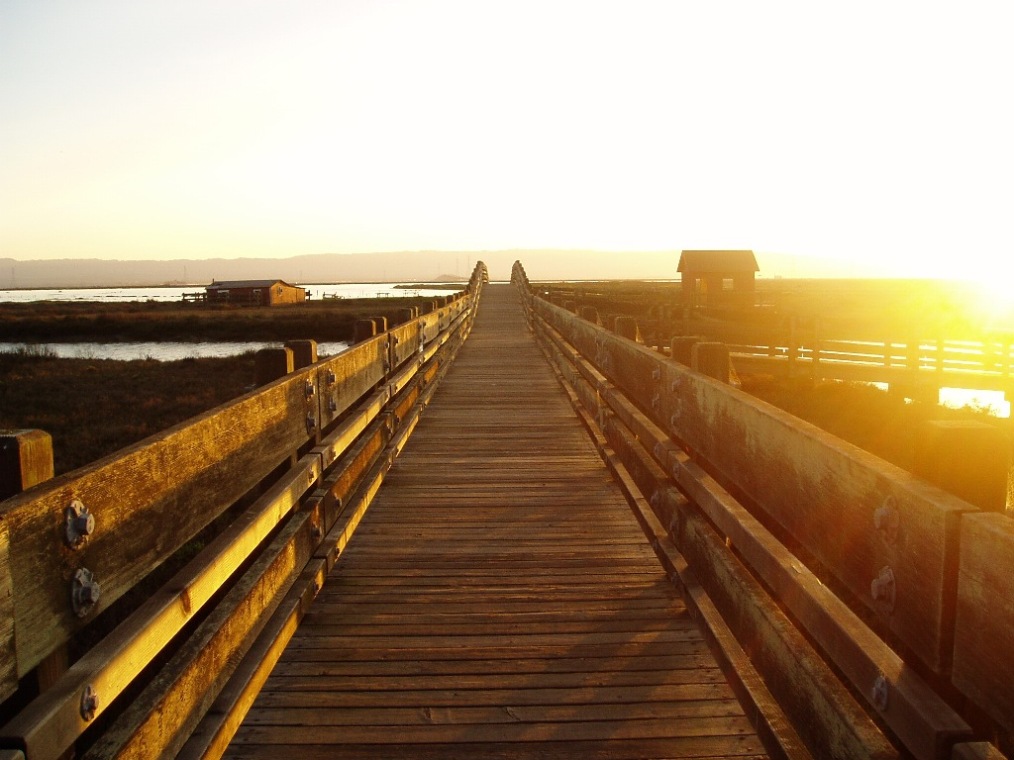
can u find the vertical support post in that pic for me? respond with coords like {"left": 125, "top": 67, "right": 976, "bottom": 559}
{"left": 254, "top": 347, "right": 294, "bottom": 386}
{"left": 353, "top": 319, "right": 377, "bottom": 344}
{"left": 0, "top": 429, "right": 54, "bottom": 500}
{"left": 614, "top": 317, "right": 640, "bottom": 342}
{"left": 812, "top": 318, "right": 822, "bottom": 377}
{"left": 907, "top": 335, "right": 920, "bottom": 374}
{"left": 579, "top": 306, "right": 600, "bottom": 325}
{"left": 670, "top": 336, "right": 703, "bottom": 367}
{"left": 788, "top": 317, "right": 798, "bottom": 377}
{"left": 371, "top": 316, "right": 388, "bottom": 334}
{"left": 692, "top": 342, "right": 731, "bottom": 383}
{"left": 0, "top": 431, "right": 64, "bottom": 714}
{"left": 284, "top": 340, "right": 318, "bottom": 370}
{"left": 914, "top": 421, "right": 1010, "bottom": 512}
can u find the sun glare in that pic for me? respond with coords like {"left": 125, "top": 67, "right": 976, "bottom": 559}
{"left": 963, "top": 277, "right": 1014, "bottom": 330}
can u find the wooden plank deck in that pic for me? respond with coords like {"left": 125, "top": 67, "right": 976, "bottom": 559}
{"left": 225, "top": 285, "right": 770, "bottom": 759}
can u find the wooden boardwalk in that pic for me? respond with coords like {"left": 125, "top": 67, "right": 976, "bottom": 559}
{"left": 225, "top": 285, "right": 769, "bottom": 759}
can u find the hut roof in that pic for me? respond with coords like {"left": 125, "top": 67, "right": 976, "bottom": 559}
{"left": 678, "top": 250, "right": 758, "bottom": 274}
{"left": 206, "top": 279, "right": 301, "bottom": 290}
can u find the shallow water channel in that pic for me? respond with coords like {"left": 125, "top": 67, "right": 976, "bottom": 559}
{"left": 0, "top": 340, "right": 351, "bottom": 361}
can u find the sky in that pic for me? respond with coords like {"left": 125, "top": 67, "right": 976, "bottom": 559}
{"left": 1, "top": 1, "right": 1012, "bottom": 280}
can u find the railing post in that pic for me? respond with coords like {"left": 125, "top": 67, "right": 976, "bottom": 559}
{"left": 670, "top": 336, "right": 703, "bottom": 367}
{"left": 812, "top": 318, "right": 822, "bottom": 376}
{"left": 0, "top": 430, "right": 70, "bottom": 744}
{"left": 254, "top": 347, "right": 294, "bottom": 386}
{"left": 284, "top": 340, "right": 318, "bottom": 370}
{"left": 692, "top": 342, "right": 731, "bottom": 383}
{"left": 614, "top": 317, "right": 640, "bottom": 342}
{"left": 914, "top": 421, "right": 1010, "bottom": 512}
{"left": 0, "top": 429, "right": 54, "bottom": 501}
{"left": 579, "top": 306, "right": 600, "bottom": 325}
{"left": 788, "top": 317, "right": 798, "bottom": 377}
{"left": 353, "top": 319, "right": 377, "bottom": 344}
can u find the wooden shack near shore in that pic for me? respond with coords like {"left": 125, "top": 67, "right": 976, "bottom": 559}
{"left": 202, "top": 279, "right": 306, "bottom": 306}
{"left": 678, "top": 250, "right": 759, "bottom": 309}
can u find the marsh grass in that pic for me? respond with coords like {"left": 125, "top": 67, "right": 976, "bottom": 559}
{"left": 0, "top": 351, "right": 255, "bottom": 474}
{"left": 0, "top": 296, "right": 434, "bottom": 343}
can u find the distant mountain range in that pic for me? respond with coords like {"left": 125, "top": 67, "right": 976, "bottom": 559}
{"left": 0, "top": 249, "right": 876, "bottom": 289}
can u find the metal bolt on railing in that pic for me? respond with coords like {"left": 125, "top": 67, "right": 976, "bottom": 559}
{"left": 65, "top": 499, "right": 95, "bottom": 549}
{"left": 72, "top": 568, "right": 101, "bottom": 618}
{"left": 871, "top": 674, "right": 890, "bottom": 712}
{"left": 80, "top": 684, "right": 99, "bottom": 722}
{"left": 870, "top": 566, "right": 896, "bottom": 612}
{"left": 304, "top": 380, "right": 315, "bottom": 399}
{"left": 874, "top": 496, "right": 900, "bottom": 545}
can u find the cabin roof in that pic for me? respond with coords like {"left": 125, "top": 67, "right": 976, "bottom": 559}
{"left": 206, "top": 279, "right": 301, "bottom": 290}
{"left": 678, "top": 250, "right": 758, "bottom": 274}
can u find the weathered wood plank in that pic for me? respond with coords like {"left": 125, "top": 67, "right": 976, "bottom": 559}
{"left": 314, "top": 337, "right": 386, "bottom": 429}
{"left": 2, "top": 455, "right": 323, "bottom": 760}
{"left": 226, "top": 285, "right": 771, "bottom": 759}
{"left": 543, "top": 330, "right": 973, "bottom": 760}
{"left": 534, "top": 297, "right": 975, "bottom": 674}
{"left": 80, "top": 508, "right": 320, "bottom": 760}
{"left": 952, "top": 514, "right": 1014, "bottom": 735}
{"left": 0, "top": 520, "right": 14, "bottom": 702}
{"left": 225, "top": 739, "right": 769, "bottom": 760}
{"left": 0, "top": 369, "right": 318, "bottom": 679}
{"left": 174, "top": 560, "right": 328, "bottom": 760}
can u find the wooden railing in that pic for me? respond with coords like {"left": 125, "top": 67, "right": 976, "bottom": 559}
{"left": 514, "top": 262, "right": 1012, "bottom": 760}
{"left": 0, "top": 262, "right": 488, "bottom": 760}
{"left": 683, "top": 317, "right": 1014, "bottom": 395}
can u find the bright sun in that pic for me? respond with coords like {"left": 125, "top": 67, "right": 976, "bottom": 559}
{"left": 957, "top": 274, "right": 1014, "bottom": 331}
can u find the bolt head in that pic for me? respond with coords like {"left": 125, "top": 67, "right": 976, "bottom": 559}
{"left": 81, "top": 685, "right": 99, "bottom": 721}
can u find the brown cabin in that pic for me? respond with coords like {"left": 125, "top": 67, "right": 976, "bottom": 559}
{"left": 205, "top": 279, "right": 306, "bottom": 306}
{"left": 678, "top": 250, "right": 759, "bottom": 309}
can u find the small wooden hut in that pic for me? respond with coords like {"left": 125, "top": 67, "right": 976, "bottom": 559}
{"left": 678, "top": 250, "right": 759, "bottom": 308}
{"left": 205, "top": 279, "right": 306, "bottom": 306}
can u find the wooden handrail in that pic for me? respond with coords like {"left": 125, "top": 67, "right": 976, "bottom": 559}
{"left": 0, "top": 263, "right": 487, "bottom": 759}
{"left": 512, "top": 260, "right": 1012, "bottom": 760}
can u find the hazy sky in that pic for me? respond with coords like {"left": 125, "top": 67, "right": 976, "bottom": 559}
{"left": 2, "top": 2, "right": 1011, "bottom": 279}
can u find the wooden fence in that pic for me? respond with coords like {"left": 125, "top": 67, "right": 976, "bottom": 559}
{"left": 689, "top": 317, "right": 1014, "bottom": 396}
{"left": 514, "top": 262, "right": 1011, "bottom": 760}
{"left": 0, "top": 263, "right": 488, "bottom": 760}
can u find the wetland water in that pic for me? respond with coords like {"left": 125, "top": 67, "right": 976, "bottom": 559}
{"left": 0, "top": 281, "right": 456, "bottom": 361}
{"left": 0, "top": 340, "right": 351, "bottom": 361}
{"left": 0, "top": 282, "right": 459, "bottom": 303}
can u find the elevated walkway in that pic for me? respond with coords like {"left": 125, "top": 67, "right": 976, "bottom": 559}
{"left": 226, "top": 285, "right": 769, "bottom": 758}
